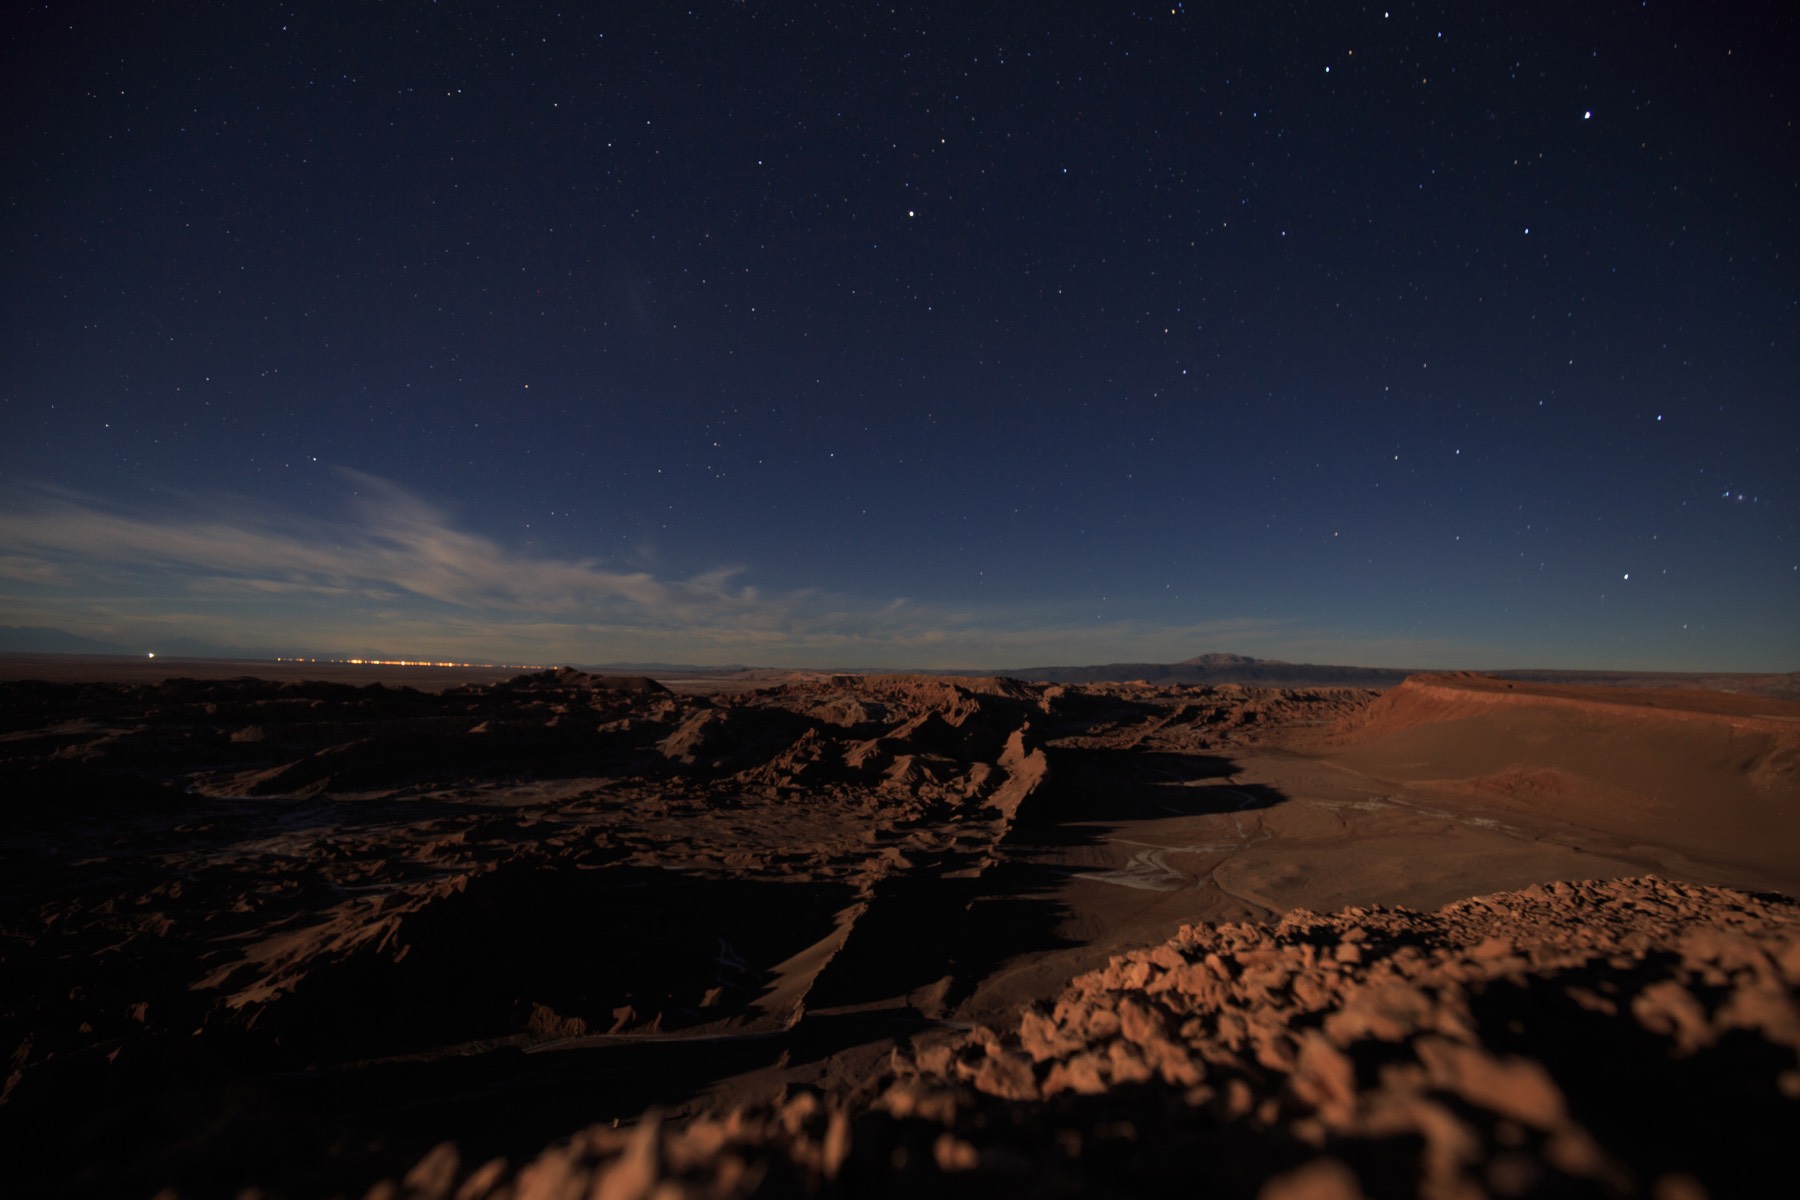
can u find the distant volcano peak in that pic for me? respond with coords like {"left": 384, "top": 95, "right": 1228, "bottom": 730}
{"left": 1175, "top": 652, "right": 1267, "bottom": 668}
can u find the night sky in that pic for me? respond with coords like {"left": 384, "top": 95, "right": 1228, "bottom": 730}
{"left": 4, "top": 3, "right": 1796, "bottom": 670}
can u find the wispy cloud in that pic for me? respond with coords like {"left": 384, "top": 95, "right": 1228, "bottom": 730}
{"left": 0, "top": 473, "right": 1460, "bottom": 667}
{"left": 1, "top": 473, "right": 672, "bottom": 614}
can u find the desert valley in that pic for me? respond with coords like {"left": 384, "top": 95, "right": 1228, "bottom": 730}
{"left": 2, "top": 656, "right": 1798, "bottom": 1199}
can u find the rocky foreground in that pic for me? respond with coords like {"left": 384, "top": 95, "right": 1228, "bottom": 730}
{"left": 366, "top": 876, "right": 1800, "bottom": 1200}
{"left": 2, "top": 669, "right": 1797, "bottom": 1197}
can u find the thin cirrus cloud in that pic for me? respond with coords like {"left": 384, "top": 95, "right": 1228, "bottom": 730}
{"left": 0, "top": 475, "right": 881, "bottom": 659}
{"left": 0, "top": 473, "right": 1332, "bottom": 665}
{"left": 0, "top": 474, "right": 757, "bottom": 649}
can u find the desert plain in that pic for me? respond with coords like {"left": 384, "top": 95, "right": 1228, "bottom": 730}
{"left": 2, "top": 656, "right": 1798, "bottom": 1198}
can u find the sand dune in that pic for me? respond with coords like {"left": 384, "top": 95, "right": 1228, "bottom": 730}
{"left": 1, "top": 668, "right": 1795, "bottom": 1197}
{"left": 1310, "top": 673, "right": 1800, "bottom": 896}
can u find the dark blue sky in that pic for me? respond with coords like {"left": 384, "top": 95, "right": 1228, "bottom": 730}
{"left": 4, "top": 2, "right": 1796, "bottom": 669}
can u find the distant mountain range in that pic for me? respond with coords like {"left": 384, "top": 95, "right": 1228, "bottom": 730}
{"left": 987, "top": 653, "right": 1800, "bottom": 699}
{"left": 0, "top": 626, "right": 288, "bottom": 660}
{"left": 990, "top": 652, "right": 1417, "bottom": 688}
{"left": 0, "top": 626, "right": 153, "bottom": 655}
{"left": 4, "top": 629, "right": 1794, "bottom": 698}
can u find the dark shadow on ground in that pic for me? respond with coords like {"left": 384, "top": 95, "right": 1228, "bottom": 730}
{"left": 1465, "top": 956, "right": 1800, "bottom": 1199}
{"left": 1017, "top": 746, "right": 1286, "bottom": 830}
{"left": 12, "top": 1031, "right": 799, "bottom": 1200}
{"left": 805, "top": 855, "right": 1081, "bottom": 1016}
{"left": 0, "top": 677, "right": 1321, "bottom": 1200}
{"left": 3, "top": 865, "right": 858, "bottom": 1199}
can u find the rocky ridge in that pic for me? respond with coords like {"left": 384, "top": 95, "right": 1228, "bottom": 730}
{"left": 5, "top": 670, "right": 1795, "bottom": 1198}
{"left": 372, "top": 877, "right": 1800, "bottom": 1200}
{"left": 2, "top": 669, "right": 1370, "bottom": 1197}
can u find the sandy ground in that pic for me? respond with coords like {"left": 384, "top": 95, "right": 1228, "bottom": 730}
{"left": 1, "top": 666, "right": 1796, "bottom": 1197}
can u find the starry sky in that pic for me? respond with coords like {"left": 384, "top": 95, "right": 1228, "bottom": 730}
{"left": 4, "top": 2, "right": 1796, "bottom": 671}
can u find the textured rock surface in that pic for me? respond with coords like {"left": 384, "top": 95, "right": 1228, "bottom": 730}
{"left": 372, "top": 877, "right": 1800, "bottom": 1200}
{"left": 5, "top": 670, "right": 1797, "bottom": 1197}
